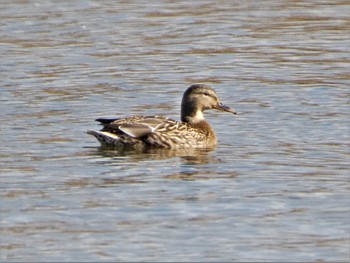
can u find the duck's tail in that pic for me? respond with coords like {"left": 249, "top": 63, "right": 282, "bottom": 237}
{"left": 87, "top": 130, "right": 120, "bottom": 147}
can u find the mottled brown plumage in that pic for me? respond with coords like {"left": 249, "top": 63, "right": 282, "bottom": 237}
{"left": 87, "top": 84, "right": 236, "bottom": 150}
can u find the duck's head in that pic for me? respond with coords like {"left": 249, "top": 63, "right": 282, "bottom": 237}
{"left": 181, "top": 84, "right": 236, "bottom": 123}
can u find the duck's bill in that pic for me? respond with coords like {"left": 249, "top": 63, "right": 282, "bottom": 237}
{"left": 215, "top": 103, "right": 237, "bottom": 114}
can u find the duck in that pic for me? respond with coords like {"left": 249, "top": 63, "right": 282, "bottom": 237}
{"left": 87, "top": 84, "right": 236, "bottom": 150}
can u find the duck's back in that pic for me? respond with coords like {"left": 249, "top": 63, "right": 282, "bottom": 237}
{"left": 87, "top": 115, "right": 216, "bottom": 149}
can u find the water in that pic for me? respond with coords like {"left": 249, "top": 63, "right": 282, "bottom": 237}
{"left": 1, "top": 0, "right": 349, "bottom": 261}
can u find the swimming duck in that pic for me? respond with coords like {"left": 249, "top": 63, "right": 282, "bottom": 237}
{"left": 87, "top": 84, "right": 236, "bottom": 150}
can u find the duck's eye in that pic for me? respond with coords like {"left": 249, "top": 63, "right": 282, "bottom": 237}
{"left": 203, "top": 92, "right": 210, "bottom": 96}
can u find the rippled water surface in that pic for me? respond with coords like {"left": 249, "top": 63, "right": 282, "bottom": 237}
{"left": 1, "top": 0, "right": 349, "bottom": 262}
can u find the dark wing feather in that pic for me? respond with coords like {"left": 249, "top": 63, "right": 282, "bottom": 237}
{"left": 95, "top": 118, "right": 120, "bottom": 124}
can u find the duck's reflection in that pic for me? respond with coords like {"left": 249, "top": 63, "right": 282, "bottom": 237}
{"left": 91, "top": 146, "right": 217, "bottom": 165}
{"left": 82, "top": 146, "right": 239, "bottom": 183}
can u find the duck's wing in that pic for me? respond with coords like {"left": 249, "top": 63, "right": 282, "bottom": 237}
{"left": 96, "top": 116, "right": 173, "bottom": 138}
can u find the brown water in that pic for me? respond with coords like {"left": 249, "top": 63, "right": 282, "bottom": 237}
{"left": 1, "top": 0, "right": 349, "bottom": 262}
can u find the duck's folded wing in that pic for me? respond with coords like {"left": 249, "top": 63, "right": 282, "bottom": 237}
{"left": 118, "top": 123, "right": 154, "bottom": 138}
{"left": 118, "top": 117, "right": 174, "bottom": 138}
{"left": 96, "top": 116, "right": 173, "bottom": 138}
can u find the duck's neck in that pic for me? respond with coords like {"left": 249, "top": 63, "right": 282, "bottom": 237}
{"left": 181, "top": 101, "right": 217, "bottom": 146}
{"left": 181, "top": 110, "right": 204, "bottom": 124}
{"left": 181, "top": 102, "right": 204, "bottom": 124}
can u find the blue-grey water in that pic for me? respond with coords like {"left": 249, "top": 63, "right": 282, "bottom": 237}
{"left": 1, "top": 0, "right": 349, "bottom": 262}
